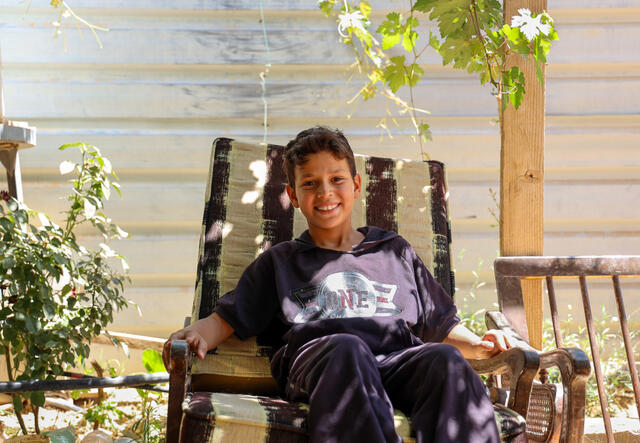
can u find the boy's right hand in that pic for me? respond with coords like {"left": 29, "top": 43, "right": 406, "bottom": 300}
{"left": 162, "top": 328, "right": 209, "bottom": 371}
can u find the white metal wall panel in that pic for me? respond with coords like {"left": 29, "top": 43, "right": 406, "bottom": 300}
{"left": 1, "top": 1, "right": 639, "bottom": 338}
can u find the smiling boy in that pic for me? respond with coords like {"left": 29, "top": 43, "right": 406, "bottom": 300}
{"left": 164, "top": 127, "right": 511, "bottom": 442}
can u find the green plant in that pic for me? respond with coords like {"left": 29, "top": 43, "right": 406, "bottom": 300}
{"left": 130, "top": 350, "right": 167, "bottom": 443}
{"left": 319, "top": 0, "right": 558, "bottom": 157}
{"left": 0, "top": 142, "right": 129, "bottom": 434}
{"left": 457, "top": 254, "right": 490, "bottom": 334}
{"left": 542, "top": 304, "right": 640, "bottom": 417}
{"left": 70, "top": 355, "right": 127, "bottom": 432}
{"left": 85, "top": 401, "right": 131, "bottom": 432}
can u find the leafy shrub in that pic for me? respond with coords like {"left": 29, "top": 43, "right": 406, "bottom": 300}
{"left": 0, "top": 143, "right": 129, "bottom": 433}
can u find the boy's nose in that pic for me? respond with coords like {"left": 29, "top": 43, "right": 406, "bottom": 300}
{"left": 316, "top": 181, "right": 332, "bottom": 196}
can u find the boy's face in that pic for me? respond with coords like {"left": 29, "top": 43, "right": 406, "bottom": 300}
{"left": 286, "top": 151, "right": 361, "bottom": 236}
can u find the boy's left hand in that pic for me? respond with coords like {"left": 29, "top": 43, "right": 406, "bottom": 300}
{"left": 476, "top": 329, "right": 513, "bottom": 358}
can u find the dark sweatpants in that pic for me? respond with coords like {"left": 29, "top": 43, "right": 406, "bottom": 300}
{"left": 279, "top": 333, "right": 500, "bottom": 443}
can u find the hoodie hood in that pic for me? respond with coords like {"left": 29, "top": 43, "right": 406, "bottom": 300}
{"left": 295, "top": 226, "right": 399, "bottom": 252}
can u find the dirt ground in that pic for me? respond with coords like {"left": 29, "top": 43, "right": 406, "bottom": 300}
{"left": 0, "top": 388, "right": 167, "bottom": 442}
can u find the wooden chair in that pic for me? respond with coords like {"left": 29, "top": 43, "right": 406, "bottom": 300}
{"left": 166, "top": 138, "right": 589, "bottom": 442}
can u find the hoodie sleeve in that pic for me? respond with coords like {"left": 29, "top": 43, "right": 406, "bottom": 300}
{"left": 405, "top": 242, "right": 459, "bottom": 343}
{"left": 214, "top": 250, "right": 279, "bottom": 340}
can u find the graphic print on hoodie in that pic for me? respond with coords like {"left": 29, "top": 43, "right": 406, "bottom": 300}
{"left": 292, "top": 271, "right": 402, "bottom": 323}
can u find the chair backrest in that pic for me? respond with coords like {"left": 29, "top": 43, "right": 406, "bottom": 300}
{"left": 189, "top": 138, "right": 455, "bottom": 391}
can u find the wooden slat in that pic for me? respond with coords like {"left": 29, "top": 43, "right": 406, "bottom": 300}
{"left": 0, "top": 0, "right": 417, "bottom": 11}
{"left": 3, "top": 0, "right": 639, "bottom": 11}
{"left": 13, "top": 164, "right": 640, "bottom": 184}
{"left": 2, "top": 181, "right": 638, "bottom": 233}
{"left": 5, "top": 77, "right": 640, "bottom": 119}
{"left": 2, "top": 12, "right": 640, "bottom": 65}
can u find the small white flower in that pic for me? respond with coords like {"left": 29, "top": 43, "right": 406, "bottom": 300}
{"left": 121, "top": 258, "right": 130, "bottom": 273}
{"left": 102, "top": 157, "right": 112, "bottom": 174}
{"left": 100, "top": 243, "right": 116, "bottom": 257}
{"left": 338, "top": 10, "right": 369, "bottom": 37}
{"left": 59, "top": 161, "right": 76, "bottom": 175}
{"left": 511, "top": 8, "right": 552, "bottom": 41}
{"left": 83, "top": 200, "right": 96, "bottom": 219}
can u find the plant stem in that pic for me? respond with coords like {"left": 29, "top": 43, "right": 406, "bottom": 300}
{"left": 3, "top": 346, "right": 13, "bottom": 382}
{"left": 34, "top": 405, "right": 40, "bottom": 434}
{"left": 4, "top": 347, "right": 28, "bottom": 435}
{"left": 407, "top": 0, "right": 425, "bottom": 159}
{"left": 62, "top": 151, "right": 85, "bottom": 240}
{"left": 469, "top": 0, "right": 499, "bottom": 89}
{"left": 13, "top": 399, "right": 28, "bottom": 435}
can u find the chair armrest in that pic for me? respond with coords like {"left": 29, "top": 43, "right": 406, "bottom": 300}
{"left": 167, "top": 339, "right": 192, "bottom": 443}
{"left": 468, "top": 346, "right": 539, "bottom": 417}
{"left": 538, "top": 347, "right": 591, "bottom": 443}
{"left": 486, "top": 310, "right": 591, "bottom": 380}
{"left": 485, "top": 310, "right": 536, "bottom": 351}
{"left": 539, "top": 347, "right": 591, "bottom": 377}
{"left": 484, "top": 310, "right": 591, "bottom": 441}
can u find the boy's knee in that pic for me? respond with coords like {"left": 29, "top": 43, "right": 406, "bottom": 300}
{"left": 433, "top": 343, "right": 465, "bottom": 361}
{"left": 324, "top": 333, "right": 375, "bottom": 362}
{"left": 417, "top": 343, "right": 469, "bottom": 374}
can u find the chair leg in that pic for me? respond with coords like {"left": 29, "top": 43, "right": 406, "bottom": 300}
{"left": 167, "top": 340, "right": 189, "bottom": 443}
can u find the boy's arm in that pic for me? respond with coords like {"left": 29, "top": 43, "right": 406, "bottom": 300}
{"left": 443, "top": 323, "right": 512, "bottom": 360}
{"left": 162, "top": 312, "right": 234, "bottom": 371}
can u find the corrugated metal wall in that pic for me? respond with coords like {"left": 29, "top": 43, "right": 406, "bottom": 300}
{"left": 2, "top": 0, "right": 639, "bottom": 338}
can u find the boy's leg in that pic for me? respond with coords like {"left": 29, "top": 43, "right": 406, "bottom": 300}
{"left": 380, "top": 342, "right": 500, "bottom": 443}
{"left": 283, "top": 333, "right": 401, "bottom": 443}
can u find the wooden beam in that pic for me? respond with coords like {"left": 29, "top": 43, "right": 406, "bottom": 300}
{"left": 94, "top": 331, "right": 165, "bottom": 352}
{"left": 500, "top": 0, "right": 547, "bottom": 349}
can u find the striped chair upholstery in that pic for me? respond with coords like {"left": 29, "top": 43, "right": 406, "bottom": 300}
{"left": 176, "top": 138, "right": 526, "bottom": 442}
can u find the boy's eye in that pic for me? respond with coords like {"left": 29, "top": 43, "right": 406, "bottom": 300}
{"left": 332, "top": 176, "right": 345, "bottom": 183}
{"left": 302, "top": 181, "right": 315, "bottom": 187}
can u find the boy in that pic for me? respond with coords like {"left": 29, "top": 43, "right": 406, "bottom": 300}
{"left": 163, "top": 127, "right": 512, "bottom": 442}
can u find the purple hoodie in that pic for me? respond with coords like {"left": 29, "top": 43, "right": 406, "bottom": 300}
{"left": 215, "top": 226, "right": 459, "bottom": 357}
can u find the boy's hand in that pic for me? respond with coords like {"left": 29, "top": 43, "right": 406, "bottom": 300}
{"left": 476, "top": 329, "right": 513, "bottom": 358}
{"left": 162, "top": 328, "right": 209, "bottom": 371}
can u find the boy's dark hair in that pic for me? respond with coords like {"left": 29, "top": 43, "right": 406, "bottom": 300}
{"left": 283, "top": 126, "right": 357, "bottom": 187}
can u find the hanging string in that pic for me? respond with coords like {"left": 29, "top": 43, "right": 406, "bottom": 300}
{"left": 258, "top": 0, "right": 271, "bottom": 145}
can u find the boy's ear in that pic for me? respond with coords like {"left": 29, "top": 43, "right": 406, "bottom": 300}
{"left": 286, "top": 184, "right": 299, "bottom": 208}
{"left": 353, "top": 173, "right": 362, "bottom": 198}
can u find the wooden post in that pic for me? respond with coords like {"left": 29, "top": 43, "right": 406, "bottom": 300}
{"left": 500, "top": 0, "right": 547, "bottom": 349}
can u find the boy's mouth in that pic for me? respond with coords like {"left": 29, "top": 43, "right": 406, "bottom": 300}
{"left": 315, "top": 203, "right": 340, "bottom": 212}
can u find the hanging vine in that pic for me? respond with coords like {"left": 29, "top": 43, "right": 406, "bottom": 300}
{"left": 258, "top": 0, "right": 272, "bottom": 145}
{"left": 319, "top": 0, "right": 558, "bottom": 158}
{"left": 35, "top": 0, "right": 109, "bottom": 51}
